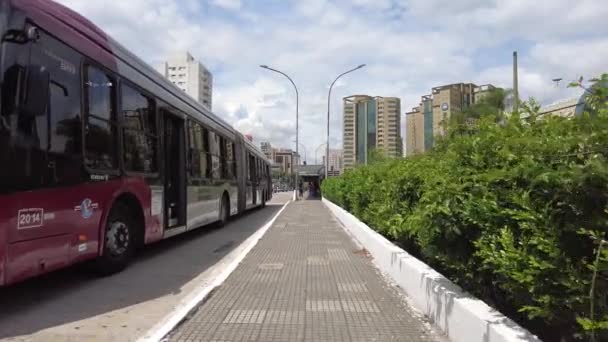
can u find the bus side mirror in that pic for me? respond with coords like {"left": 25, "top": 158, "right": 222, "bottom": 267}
{"left": 20, "top": 65, "right": 50, "bottom": 118}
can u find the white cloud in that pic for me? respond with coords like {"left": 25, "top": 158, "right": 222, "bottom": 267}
{"left": 211, "top": 0, "right": 241, "bottom": 10}
{"left": 54, "top": 0, "right": 607, "bottom": 161}
{"left": 529, "top": 39, "right": 608, "bottom": 81}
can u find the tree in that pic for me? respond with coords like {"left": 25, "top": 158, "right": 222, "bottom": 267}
{"left": 447, "top": 88, "right": 513, "bottom": 138}
{"left": 366, "top": 148, "right": 395, "bottom": 165}
{"left": 452, "top": 88, "right": 513, "bottom": 123}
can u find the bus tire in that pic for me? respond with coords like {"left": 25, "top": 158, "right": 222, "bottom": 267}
{"left": 95, "top": 202, "right": 137, "bottom": 275}
{"left": 261, "top": 191, "right": 266, "bottom": 208}
{"left": 219, "top": 194, "right": 230, "bottom": 227}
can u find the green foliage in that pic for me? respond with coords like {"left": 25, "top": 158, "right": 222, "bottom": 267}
{"left": 367, "top": 148, "right": 390, "bottom": 165}
{"left": 461, "top": 87, "right": 512, "bottom": 119}
{"left": 322, "top": 74, "right": 608, "bottom": 341}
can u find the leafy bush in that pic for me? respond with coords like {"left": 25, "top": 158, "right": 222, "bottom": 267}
{"left": 322, "top": 74, "right": 608, "bottom": 341}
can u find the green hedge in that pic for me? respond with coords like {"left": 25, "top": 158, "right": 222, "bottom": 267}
{"left": 322, "top": 75, "right": 608, "bottom": 341}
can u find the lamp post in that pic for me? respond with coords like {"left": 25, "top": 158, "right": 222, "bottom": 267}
{"left": 314, "top": 142, "right": 327, "bottom": 164}
{"left": 294, "top": 141, "right": 307, "bottom": 165}
{"left": 326, "top": 64, "right": 366, "bottom": 179}
{"left": 260, "top": 65, "right": 300, "bottom": 200}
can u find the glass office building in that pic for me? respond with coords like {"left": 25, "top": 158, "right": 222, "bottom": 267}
{"left": 343, "top": 95, "right": 401, "bottom": 170}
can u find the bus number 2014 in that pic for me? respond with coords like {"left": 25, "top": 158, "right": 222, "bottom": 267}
{"left": 17, "top": 209, "right": 44, "bottom": 229}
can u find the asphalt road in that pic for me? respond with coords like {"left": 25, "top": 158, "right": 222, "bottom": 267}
{"left": 0, "top": 192, "right": 292, "bottom": 342}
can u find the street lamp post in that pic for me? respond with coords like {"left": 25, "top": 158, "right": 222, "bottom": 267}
{"left": 260, "top": 65, "right": 300, "bottom": 200}
{"left": 326, "top": 64, "right": 366, "bottom": 179}
{"left": 314, "top": 142, "right": 327, "bottom": 164}
{"left": 295, "top": 141, "right": 307, "bottom": 165}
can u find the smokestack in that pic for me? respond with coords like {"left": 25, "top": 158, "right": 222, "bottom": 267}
{"left": 513, "top": 51, "right": 519, "bottom": 113}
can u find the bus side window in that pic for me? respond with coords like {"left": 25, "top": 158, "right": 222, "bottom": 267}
{"left": 121, "top": 83, "right": 157, "bottom": 173}
{"left": 248, "top": 154, "right": 254, "bottom": 182}
{"left": 208, "top": 131, "right": 221, "bottom": 180}
{"left": 226, "top": 140, "right": 236, "bottom": 180}
{"left": 219, "top": 136, "right": 226, "bottom": 179}
{"left": 255, "top": 158, "right": 259, "bottom": 183}
{"left": 84, "top": 65, "right": 118, "bottom": 171}
{"left": 187, "top": 121, "right": 203, "bottom": 179}
{"left": 202, "top": 127, "right": 211, "bottom": 178}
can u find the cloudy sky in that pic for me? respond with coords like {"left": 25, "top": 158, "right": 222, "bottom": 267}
{"left": 56, "top": 0, "right": 607, "bottom": 163}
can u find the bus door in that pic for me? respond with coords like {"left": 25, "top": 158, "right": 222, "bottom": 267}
{"left": 163, "top": 112, "right": 186, "bottom": 230}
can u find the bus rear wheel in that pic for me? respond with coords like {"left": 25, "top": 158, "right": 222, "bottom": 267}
{"left": 95, "top": 203, "right": 137, "bottom": 275}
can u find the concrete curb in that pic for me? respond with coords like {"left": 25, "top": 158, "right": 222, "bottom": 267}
{"left": 137, "top": 201, "right": 291, "bottom": 342}
{"left": 322, "top": 198, "right": 542, "bottom": 342}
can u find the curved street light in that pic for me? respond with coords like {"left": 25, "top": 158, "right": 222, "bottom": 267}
{"left": 260, "top": 65, "right": 300, "bottom": 199}
{"left": 314, "top": 142, "right": 327, "bottom": 164}
{"left": 326, "top": 64, "right": 366, "bottom": 179}
{"left": 294, "top": 141, "right": 307, "bottom": 164}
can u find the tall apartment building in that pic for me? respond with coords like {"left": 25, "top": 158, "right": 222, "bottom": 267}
{"left": 405, "top": 106, "right": 424, "bottom": 156}
{"left": 327, "top": 149, "right": 343, "bottom": 176}
{"left": 260, "top": 142, "right": 273, "bottom": 160}
{"left": 273, "top": 149, "right": 299, "bottom": 175}
{"left": 343, "top": 95, "right": 402, "bottom": 170}
{"left": 156, "top": 52, "right": 213, "bottom": 109}
{"left": 405, "top": 83, "right": 498, "bottom": 156}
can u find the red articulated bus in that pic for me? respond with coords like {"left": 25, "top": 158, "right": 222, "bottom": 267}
{"left": 0, "top": 0, "right": 273, "bottom": 286}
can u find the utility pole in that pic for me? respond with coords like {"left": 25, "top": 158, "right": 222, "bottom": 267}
{"left": 513, "top": 51, "right": 519, "bottom": 113}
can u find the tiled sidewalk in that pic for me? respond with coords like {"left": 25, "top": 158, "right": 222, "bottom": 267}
{"left": 168, "top": 200, "right": 438, "bottom": 342}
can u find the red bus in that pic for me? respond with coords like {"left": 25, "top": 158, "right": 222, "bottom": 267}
{"left": 0, "top": 0, "right": 273, "bottom": 286}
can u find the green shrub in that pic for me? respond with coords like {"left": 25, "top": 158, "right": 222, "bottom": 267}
{"left": 322, "top": 74, "right": 608, "bottom": 341}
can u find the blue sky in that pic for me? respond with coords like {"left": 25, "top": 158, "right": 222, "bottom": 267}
{"left": 57, "top": 0, "right": 608, "bottom": 162}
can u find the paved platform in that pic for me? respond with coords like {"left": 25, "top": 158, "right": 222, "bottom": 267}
{"left": 168, "top": 200, "right": 438, "bottom": 342}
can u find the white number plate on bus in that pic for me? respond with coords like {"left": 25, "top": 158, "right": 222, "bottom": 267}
{"left": 17, "top": 208, "right": 45, "bottom": 229}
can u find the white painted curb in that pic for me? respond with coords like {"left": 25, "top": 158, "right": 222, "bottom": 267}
{"left": 137, "top": 202, "right": 290, "bottom": 342}
{"left": 322, "top": 198, "right": 542, "bottom": 342}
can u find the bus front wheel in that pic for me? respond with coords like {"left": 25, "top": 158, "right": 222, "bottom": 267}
{"left": 95, "top": 203, "right": 137, "bottom": 275}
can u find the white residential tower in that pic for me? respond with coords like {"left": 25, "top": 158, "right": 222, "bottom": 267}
{"left": 156, "top": 52, "right": 213, "bottom": 110}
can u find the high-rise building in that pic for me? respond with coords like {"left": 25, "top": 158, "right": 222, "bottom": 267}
{"left": 260, "top": 142, "right": 273, "bottom": 160}
{"left": 343, "top": 95, "right": 402, "bottom": 170}
{"left": 405, "top": 106, "right": 424, "bottom": 156}
{"left": 156, "top": 52, "right": 213, "bottom": 109}
{"left": 327, "top": 149, "right": 343, "bottom": 176}
{"left": 406, "top": 83, "right": 498, "bottom": 156}
{"left": 273, "top": 148, "right": 299, "bottom": 175}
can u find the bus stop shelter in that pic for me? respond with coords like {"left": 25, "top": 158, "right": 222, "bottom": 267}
{"left": 298, "top": 164, "right": 325, "bottom": 197}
